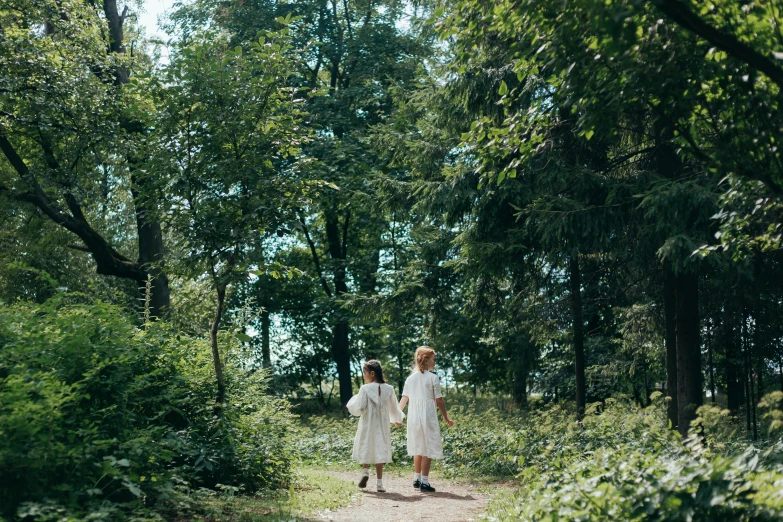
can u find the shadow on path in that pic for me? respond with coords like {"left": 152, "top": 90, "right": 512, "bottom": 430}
{"left": 321, "top": 472, "right": 487, "bottom": 521}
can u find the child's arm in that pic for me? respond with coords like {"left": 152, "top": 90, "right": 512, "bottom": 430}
{"left": 389, "top": 390, "right": 405, "bottom": 427}
{"left": 399, "top": 395, "right": 408, "bottom": 411}
{"left": 431, "top": 374, "right": 453, "bottom": 426}
{"left": 346, "top": 387, "right": 367, "bottom": 417}
{"left": 436, "top": 397, "right": 454, "bottom": 426}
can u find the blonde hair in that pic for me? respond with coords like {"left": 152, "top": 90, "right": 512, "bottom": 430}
{"left": 413, "top": 346, "right": 436, "bottom": 373}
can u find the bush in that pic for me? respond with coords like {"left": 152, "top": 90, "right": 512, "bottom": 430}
{"left": 0, "top": 296, "right": 294, "bottom": 520}
{"left": 487, "top": 398, "right": 783, "bottom": 521}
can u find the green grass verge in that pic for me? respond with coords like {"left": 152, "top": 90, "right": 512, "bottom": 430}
{"left": 174, "top": 468, "right": 357, "bottom": 521}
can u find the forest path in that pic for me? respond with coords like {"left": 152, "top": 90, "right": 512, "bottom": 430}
{"left": 314, "top": 471, "right": 489, "bottom": 522}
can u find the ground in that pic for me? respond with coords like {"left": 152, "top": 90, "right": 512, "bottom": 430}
{"left": 183, "top": 468, "right": 503, "bottom": 521}
{"left": 315, "top": 471, "right": 489, "bottom": 522}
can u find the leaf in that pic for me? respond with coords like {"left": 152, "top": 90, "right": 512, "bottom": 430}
{"left": 237, "top": 333, "right": 253, "bottom": 343}
{"left": 498, "top": 80, "right": 509, "bottom": 95}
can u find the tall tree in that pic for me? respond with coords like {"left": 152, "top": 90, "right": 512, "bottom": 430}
{"left": 175, "top": 0, "right": 435, "bottom": 404}
{"left": 155, "top": 26, "right": 309, "bottom": 402}
{"left": 0, "top": 0, "right": 171, "bottom": 316}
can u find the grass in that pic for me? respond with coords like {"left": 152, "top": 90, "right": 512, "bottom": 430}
{"left": 482, "top": 485, "right": 524, "bottom": 521}
{"left": 175, "top": 468, "right": 357, "bottom": 521}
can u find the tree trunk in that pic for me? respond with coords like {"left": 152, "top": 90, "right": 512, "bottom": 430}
{"left": 513, "top": 341, "right": 529, "bottom": 407}
{"left": 707, "top": 318, "right": 716, "bottom": 404}
{"left": 643, "top": 352, "right": 651, "bottom": 407}
{"left": 664, "top": 267, "right": 679, "bottom": 429}
{"left": 397, "top": 339, "right": 406, "bottom": 400}
{"left": 725, "top": 301, "right": 744, "bottom": 412}
{"left": 132, "top": 176, "right": 170, "bottom": 318}
{"left": 675, "top": 271, "right": 702, "bottom": 437}
{"left": 210, "top": 285, "right": 227, "bottom": 404}
{"left": 325, "top": 211, "right": 353, "bottom": 406}
{"left": 261, "top": 308, "right": 271, "bottom": 369}
{"left": 569, "top": 255, "right": 586, "bottom": 420}
{"left": 332, "top": 319, "right": 352, "bottom": 406}
{"left": 742, "top": 310, "right": 752, "bottom": 433}
{"left": 779, "top": 355, "right": 783, "bottom": 392}
{"left": 108, "top": 1, "right": 170, "bottom": 317}
{"left": 755, "top": 325, "right": 764, "bottom": 404}
{"left": 746, "top": 314, "right": 758, "bottom": 440}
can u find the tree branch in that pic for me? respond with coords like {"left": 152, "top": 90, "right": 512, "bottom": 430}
{"left": 38, "top": 132, "right": 89, "bottom": 223}
{"left": 298, "top": 211, "right": 333, "bottom": 298}
{"left": 0, "top": 132, "right": 143, "bottom": 279}
{"left": 654, "top": 0, "right": 783, "bottom": 90}
{"left": 341, "top": 209, "right": 351, "bottom": 259}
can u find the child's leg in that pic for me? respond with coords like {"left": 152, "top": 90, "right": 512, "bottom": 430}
{"left": 414, "top": 455, "right": 422, "bottom": 474}
{"left": 376, "top": 463, "right": 386, "bottom": 492}
{"left": 421, "top": 457, "right": 432, "bottom": 484}
{"left": 422, "top": 457, "right": 432, "bottom": 479}
{"left": 358, "top": 464, "right": 369, "bottom": 488}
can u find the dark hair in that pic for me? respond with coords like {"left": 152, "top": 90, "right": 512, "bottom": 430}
{"left": 363, "top": 360, "right": 385, "bottom": 384}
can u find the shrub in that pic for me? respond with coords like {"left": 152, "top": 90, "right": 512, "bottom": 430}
{"left": 487, "top": 398, "right": 783, "bottom": 521}
{"left": 0, "top": 296, "right": 294, "bottom": 519}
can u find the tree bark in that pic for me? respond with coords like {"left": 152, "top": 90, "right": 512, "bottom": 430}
{"left": 707, "top": 318, "right": 716, "bottom": 404}
{"left": 675, "top": 271, "right": 702, "bottom": 437}
{"left": 210, "top": 284, "right": 227, "bottom": 403}
{"left": 325, "top": 210, "right": 353, "bottom": 406}
{"left": 569, "top": 255, "right": 586, "bottom": 420}
{"left": 513, "top": 340, "right": 529, "bottom": 407}
{"left": 261, "top": 308, "right": 272, "bottom": 369}
{"left": 333, "top": 319, "right": 352, "bottom": 405}
{"left": 131, "top": 173, "right": 170, "bottom": 318}
{"left": 725, "top": 301, "right": 744, "bottom": 411}
{"left": 779, "top": 355, "right": 783, "bottom": 393}
{"left": 663, "top": 267, "right": 679, "bottom": 429}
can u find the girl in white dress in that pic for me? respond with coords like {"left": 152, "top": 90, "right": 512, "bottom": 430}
{"left": 399, "top": 346, "right": 454, "bottom": 493}
{"left": 347, "top": 360, "right": 404, "bottom": 492}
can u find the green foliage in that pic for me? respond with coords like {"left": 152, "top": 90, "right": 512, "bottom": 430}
{"left": 0, "top": 297, "right": 294, "bottom": 519}
{"left": 482, "top": 399, "right": 783, "bottom": 521}
{"left": 760, "top": 392, "right": 783, "bottom": 435}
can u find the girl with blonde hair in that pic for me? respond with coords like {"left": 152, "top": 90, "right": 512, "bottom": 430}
{"left": 399, "top": 346, "right": 454, "bottom": 492}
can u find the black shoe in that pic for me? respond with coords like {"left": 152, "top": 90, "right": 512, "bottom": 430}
{"left": 358, "top": 475, "right": 369, "bottom": 488}
{"left": 413, "top": 479, "right": 421, "bottom": 489}
{"left": 420, "top": 482, "right": 436, "bottom": 492}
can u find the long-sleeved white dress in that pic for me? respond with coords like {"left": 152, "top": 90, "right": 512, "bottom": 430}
{"left": 347, "top": 382, "right": 405, "bottom": 464}
{"left": 402, "top": 370, "right": 443, "bottom": 459}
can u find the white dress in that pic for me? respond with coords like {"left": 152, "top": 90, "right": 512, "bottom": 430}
{"left": 402, "top": 370, "right": 443, "bottom": 459}
{"left": 347, "top": 383, "right": 404, "bottom": 464}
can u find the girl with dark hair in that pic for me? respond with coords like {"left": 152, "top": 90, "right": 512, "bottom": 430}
{"left": 347, "top": 360, "right": 405, "bottom": 492}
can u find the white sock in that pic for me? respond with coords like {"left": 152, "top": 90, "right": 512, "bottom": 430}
{"left": 414, "top": 472, "right": 421, "bottom": 481}
{"left": 422, "top": 475, "right": 429, "bottom": 485}
{"left": 377, "top": 479, "right": 383, "bottom": 485}
{"left": 361, "top": 468, "right": 369, "bottom": 476}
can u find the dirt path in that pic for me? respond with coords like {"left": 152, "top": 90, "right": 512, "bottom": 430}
{"left": 315, "top": 471, "right": 488, "bottom": 522}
